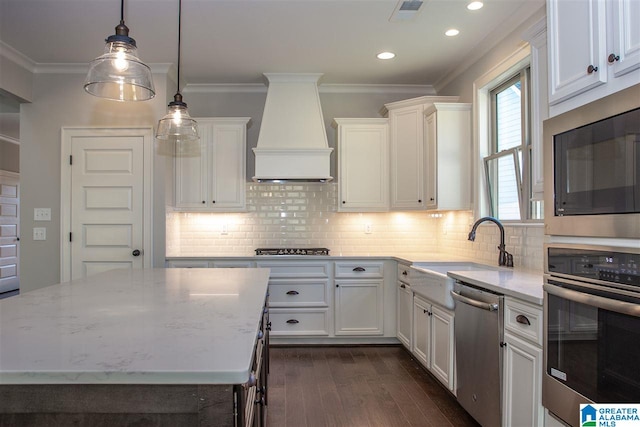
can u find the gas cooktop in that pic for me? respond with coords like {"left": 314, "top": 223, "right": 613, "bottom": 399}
{"left": 254, "top": 248, "right": 330, "bottom": 256}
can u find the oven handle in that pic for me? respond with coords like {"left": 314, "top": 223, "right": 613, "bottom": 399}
{"left": 544, "top": 282, "right": 640, "bottom": 317}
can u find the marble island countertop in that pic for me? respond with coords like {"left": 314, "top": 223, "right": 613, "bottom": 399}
{"left": 0, "top": 268, "right": 270, "bottom": 385}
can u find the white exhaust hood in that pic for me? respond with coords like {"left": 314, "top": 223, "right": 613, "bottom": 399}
{"left": 253, "top": 73, "right": 333, "bottom": 182}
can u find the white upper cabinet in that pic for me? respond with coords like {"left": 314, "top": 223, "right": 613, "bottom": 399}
{"left": 384, "top": 96, "right": 458, "bottom": 211}
{"left": 547, "top": 0, "right": 640, "bottom": 115}
{"left": 174, "top": 118, "right": 249, "bottom": 212}
{"left": 333, "top": 118, "right": 389, "bottom": 212}
{"left": 609, "top": 0, "right": 640, "bottom": 77}
{"left": 547, "top": 0, "right": 607, "bottom": 104}
{"left": 423, "top": 103, "right": 472, "bottom": 211}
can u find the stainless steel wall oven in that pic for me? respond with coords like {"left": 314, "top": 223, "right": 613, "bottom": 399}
{"left": 543, "top": 243, "right": 640, "bottom": 427}
{"left": 543, "top": 84, "right": 640, "bottom": 239}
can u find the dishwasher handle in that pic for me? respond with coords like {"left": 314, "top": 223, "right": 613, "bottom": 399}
{"left": 451, "top": 290, "right": 499, "bottom": 312}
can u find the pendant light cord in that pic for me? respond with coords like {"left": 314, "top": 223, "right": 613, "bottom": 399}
{"left": 120, "top": 0, "right": 125, "bottom": 23}
{"left": 177, "top": 0, "right": 182, "bottom": 94}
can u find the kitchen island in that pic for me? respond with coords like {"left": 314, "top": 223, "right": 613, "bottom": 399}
{"left": 0, "top": 268, "right": 270, "bottom": 426}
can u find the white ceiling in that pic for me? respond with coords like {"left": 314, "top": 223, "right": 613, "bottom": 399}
{"left": 0, "top": 0, "right": 544, "bottom": 87}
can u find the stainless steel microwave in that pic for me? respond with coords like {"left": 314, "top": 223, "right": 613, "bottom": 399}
{"left": 543, "top": 85, "right": 640, "bottom": 239}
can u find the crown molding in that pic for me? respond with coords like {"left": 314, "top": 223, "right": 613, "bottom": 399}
{"left": 434, "top": 2, "right": 545, "bottom": 93}
{"left": 184, "top": 82, "right": 436, "bottom": 95}
{"left": 0, "top": 41, "right": 36, "bottom": 72}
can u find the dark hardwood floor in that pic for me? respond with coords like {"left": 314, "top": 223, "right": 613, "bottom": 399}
{"left": 267, "top": 346, "right": 480, "bottom": 427}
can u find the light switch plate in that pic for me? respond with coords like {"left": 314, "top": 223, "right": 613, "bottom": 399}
{"left": 34, "top": 208, "right": 51, "bottom": 221}
{"left": 33, "top": 227, "right": 46, "bottom": 241}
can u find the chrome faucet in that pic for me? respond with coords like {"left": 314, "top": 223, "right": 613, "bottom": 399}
{"left": 468, "top": 216, "right": 514, "bottom": 267}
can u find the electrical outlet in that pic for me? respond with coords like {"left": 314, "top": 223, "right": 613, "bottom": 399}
{"left": 221, "top": 224, "right": 229, "bottom": 235}
{"left": 34, "top": 208, "right": 51, "bottom": 221}
{"left": 33, "top": 227, "right": 46, "bottom": 241}
{"left": 365, "top": 224, "right": 373, "bottom": 234}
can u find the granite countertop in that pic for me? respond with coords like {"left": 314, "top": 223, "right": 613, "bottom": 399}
{"left": 0, "top": 268, "right": 270, "bottom": 385}
{"left": 447, "top": 269, "right": 544, "bottom": 305}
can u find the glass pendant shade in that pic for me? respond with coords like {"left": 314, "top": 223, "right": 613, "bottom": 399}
{"left": 84, "top": 17, "right": 155, "bottom": 102}
{"left": 156, "top": 94, "right": 199, "bottom": 141}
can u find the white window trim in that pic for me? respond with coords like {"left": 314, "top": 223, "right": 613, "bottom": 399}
{"left": 472, "top": 44, "right": 531, "bottom": 221}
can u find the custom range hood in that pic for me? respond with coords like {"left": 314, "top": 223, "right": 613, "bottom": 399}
{"left": 253, "top": 73, "right": 333, "bottom": 182}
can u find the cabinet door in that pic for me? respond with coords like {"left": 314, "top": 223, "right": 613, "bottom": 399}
{"left": 610, "top": 0, "right": 640, "bottom": 77}
{"left": 423, "top": 112, "right": 437, "bottom": 209}
{"left": 335, "top": 279, "right": 383, "bottom": 335}
{"left": 503, "top": 332, "right": 544, "bottom": 427}
{"left": 390, "top": 105, "right": 424, "bottom": 210}
{"left": 396, "top": 282, "right": 412, "bottom": 348}
{"left": 430, "top": 305, "right": 455, "bottom": 392}
{"left": 336, "top": 119, "right": 389, "bottom": 212}
{"left": 174, "top": 127, "right": 208, "bottom": 209}
{"left": 209, "top": 122, "right": 246, "bottom": 210}
{"left": 412, "top": 297, "right": 431, "bottom": 368}
{"left": 547, "top": 0, "right": 607, "bottom": 104}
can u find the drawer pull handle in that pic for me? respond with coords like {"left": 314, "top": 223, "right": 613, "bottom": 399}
{"left": 286, "top": 290, "right": 300, "bottom": 295}
{"left": 400, "top": 284, "right": 406, "bottom": 289}
{"left": 402, "top": 270, "right": 408, "bottom": 276}
{"left": 286, "top": 319, "right": 299, "bottom": 324}
{"left": 516, "top": 314, "right": 531, "bottom": 325}
{"left": 353, "top": 267, "right": 366, "bottom": 272}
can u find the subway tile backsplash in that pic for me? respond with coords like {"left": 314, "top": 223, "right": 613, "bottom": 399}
{"left": 166, "top": 183, "right": 544, "bottom": 271}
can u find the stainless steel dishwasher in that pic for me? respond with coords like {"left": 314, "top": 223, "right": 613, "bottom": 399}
{"left": 451, "top": 281, "right": 504, "bottom": 427}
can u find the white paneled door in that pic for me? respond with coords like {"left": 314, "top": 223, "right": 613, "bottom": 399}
{"left": 61, "top": 128, "right": 153, "bottom": 282}
{"left": 0, "top": 171, "right": 19, "bottom": 293}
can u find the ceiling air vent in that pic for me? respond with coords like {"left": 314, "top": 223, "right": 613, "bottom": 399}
{"left": 390, "top": 0, "right": 424, "bottom": 21}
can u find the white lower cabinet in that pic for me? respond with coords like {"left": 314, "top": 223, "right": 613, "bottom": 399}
{"left": 334, "top": 279, "right": 383, "bottom": 335}
{"left": 412, "top": 295, "right": 455, "bottom": 393}
{"left": 502, "top": 297, "right": 544, "bottom": 427}
{"left": 334, "top": 261, "right": 384, "bottom": 336}
{"left": 397, "top": 280, "right": 413, "bottom": 349}
{"left": 256, "top": 261, "right": 332, "bottom": 337}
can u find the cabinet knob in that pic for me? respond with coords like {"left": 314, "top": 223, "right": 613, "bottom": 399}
{"left": 587, "top": 64, "right": 598, "bottom": 74}
{"left": 402, "top": 270, "right": 408, "bottom": 276}
{"left": 286, "top": 319, "right": 299, "bottom": 324}
{"left": 430, "top": 198, "right": 434, "bottom": 201}
{"left": 608, "top": 53, "right": 620, "bottom": 63}
{"left": 418, "top": 199, "right": 422, "bottom": 203}
{"left": 400, "top": 284, "right": 406, "bottom": 289}
{"left": 500, "top": 342, "right": 507, "bottom": 348}
{"left": 286, "top": 290, "right": 300, "bottom": 295}
{"left": 132, "top": 249, "right": 141, "bottom": 257}
{"left": 202, "top": 201, "right": 205, "bottom": 204}
{"left": 342, "top": 201, "right": 346, "bottom": 204}
{"left": 212, "top": 200, "right": 216, "bottom": 204}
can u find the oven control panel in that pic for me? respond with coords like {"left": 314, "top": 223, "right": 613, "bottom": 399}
{"left": 547, "top": 247, "right": 640, "bottom": 287}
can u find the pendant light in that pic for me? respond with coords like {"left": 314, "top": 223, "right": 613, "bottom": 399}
{"left": 156, "top": 0, "right": 199, "bottom": 142}
{"left": 84, "top": 0, "right": 155, "bottom": 101}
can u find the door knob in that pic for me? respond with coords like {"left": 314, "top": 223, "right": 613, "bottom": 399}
{"left": 132, "top": 249, "right": 141, "bottom": 257}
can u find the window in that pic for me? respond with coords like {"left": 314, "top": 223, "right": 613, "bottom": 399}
{"left": 483, "top": 67, "right": 542, "bottom": 221}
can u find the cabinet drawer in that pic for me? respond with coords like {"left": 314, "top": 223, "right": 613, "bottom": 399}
{"left": 397, "top": 264, "right": 412, "bottom": 281}
{"left": 166, "top": 260, "right": 210, "bottom": 268}
{"left": 268, "top": 309, "right": 329, "bottom": 336}
{"left": 256, "top": 262, "right": 330, "bottom": 279}
{"left": 268, "top": 280, "right": 329, "bottom": 307}
{"left": 335, "top": 261, "right": 384, "bottom": 278}
{"left": 504, "top": 298, "right": 543, "bottom": 346}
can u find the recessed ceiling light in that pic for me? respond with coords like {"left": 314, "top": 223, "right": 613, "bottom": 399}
{"left": 445, "top": 29, "right": 460, "bottom": 37}
{"left": 377, "top": 52, "right": 396, "bottom": 60}
{"left": 467, "top": 1, "right": 484, "bottom": 10}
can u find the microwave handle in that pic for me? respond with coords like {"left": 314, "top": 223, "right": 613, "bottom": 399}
{"left": 544, "top": 282, "right": 640, "bottom": 318}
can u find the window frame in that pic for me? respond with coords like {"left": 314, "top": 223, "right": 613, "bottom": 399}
{"left": 483, "top": 66, "right": 534, "bottom": 222}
